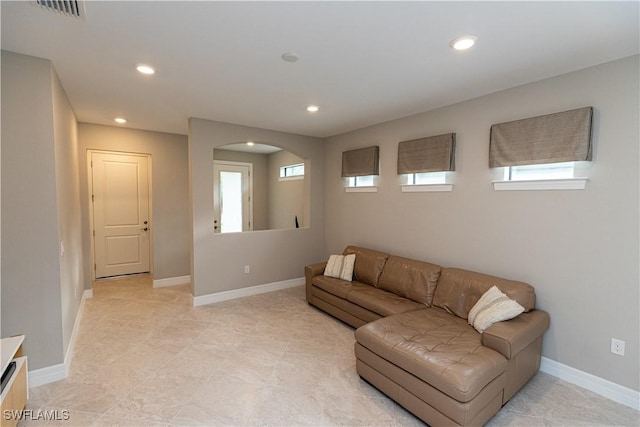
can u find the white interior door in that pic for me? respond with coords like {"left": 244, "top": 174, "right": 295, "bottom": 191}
{"left": 213, "top": 161, "right": 252, "bottom": 233}
{"left": 91, "top": 152, "right": 151, "bottom": 278}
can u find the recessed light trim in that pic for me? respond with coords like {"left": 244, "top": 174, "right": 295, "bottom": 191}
{"left": 306, "top": 105, "right": 319, "bottom": 113}
{"left": 114, "top": 117, "right": 127, "bottom": 124}
{"left": 136, "top": 64, "right": 155, "bottom": 75}
{"left": 450, "top": 35, "right": 478, "bottom": 51}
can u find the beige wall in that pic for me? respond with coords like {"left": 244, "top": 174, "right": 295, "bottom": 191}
{"left": 1, "top": 50, "right": 81, "bottom": 369}
{"left": 77, "top": 124, "right": 190, "bottom": 284}
{"left": 213, "top": 149, "right": 269, "bottom": 231}
{"left": 189, "top": 118, "right": 325, "bottom": 296}
{"left": 268, "top": 150, "right": 306, "bottom": 229}
{"left": 51, "top": 66, "right": 84, "bottom": 354}
{"left": 324, "top": 55, "right": 639, "bottom": 390}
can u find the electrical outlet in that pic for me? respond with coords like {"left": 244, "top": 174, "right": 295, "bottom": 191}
{"left": 611, "top": 338, "right": 625, "bottom": 356}
{"left": 244, "top": 265, "right": 250, "bottom": 274}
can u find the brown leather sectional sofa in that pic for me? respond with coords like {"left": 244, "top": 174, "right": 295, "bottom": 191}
{"left": 305, "top": 246, "right": 550, "bottom": 426}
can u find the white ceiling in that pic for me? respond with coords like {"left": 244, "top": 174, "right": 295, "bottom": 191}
{"left": 2, "top": 1, "right": 638, "bottom": 138}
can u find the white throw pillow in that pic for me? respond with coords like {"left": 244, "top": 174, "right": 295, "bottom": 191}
{"left": 468, "top": 285, "right": 525, "bottom": 333}
{"left": 324, "top": 254, "right": 356, "bottom": 281}
{"left": 340, "top": 254, "right": 356, "bottom": 281}
{"left": 468, "top": 286, "right": 503, "bottom": 325}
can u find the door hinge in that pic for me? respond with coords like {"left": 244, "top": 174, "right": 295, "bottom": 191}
{"left": 94, "top": 264, "right": 96, "bottom": 271}
{"left": 93, "top": 230, "right": 95, "bottom": 236}
{"left": 92, "top": 194, "right": 94, "bottom": 202}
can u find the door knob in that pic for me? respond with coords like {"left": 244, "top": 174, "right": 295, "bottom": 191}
{"left": 141, "top": 227, "right": 148, "bottom": 231}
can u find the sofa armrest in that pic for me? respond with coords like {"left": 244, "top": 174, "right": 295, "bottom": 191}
{"left": 482, "top": 310, "right": 550, "bottom": 359}
{"left": 305, "top": 262, "right": 327, "bottom": 284}
{"left": 305, "top": 262, "right": 327, "bottom": 303}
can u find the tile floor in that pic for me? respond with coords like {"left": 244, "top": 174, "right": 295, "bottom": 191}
{"left": 20, "top": 275, "right": 639, "bottom": 426}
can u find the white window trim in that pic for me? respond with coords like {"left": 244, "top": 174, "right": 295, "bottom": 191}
{"left": 493, "top": 177, "right": 588, "bottom": 191}
{"left": 279, "top": 175, "right": 304, "bottom": 182}
{"left": 401, "top": 184, "right": 453, "bottom": 193}
{"left": 345, "top": 186, "right": 378, "bottom": 193}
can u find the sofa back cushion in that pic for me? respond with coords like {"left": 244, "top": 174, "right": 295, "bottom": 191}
{"left": 377, "top": 256, "right": 442, "bottom": 306}
{"left": 432, "top": 268, "right": 536, "bottom": 319}
{"left": 343, "top": 246, "right": 390, "bottom": 287}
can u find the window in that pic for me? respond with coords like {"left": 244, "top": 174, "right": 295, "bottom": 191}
{"left": 489, "top": 107, "right": 592, "bottom": 191}
{"left": 493, "top": 161, "right": 588, "bottom": 191}
{"left": 342, "top": 146, "right": 379, "bottom": 192}
{"left": 401, "top": 172, "right": 453, "bottom": 192}
{"left": 489, "top": 107, "right": 593, "bottom": 168}
{"left": 405, "top": 172, "right": 448, "bottom": 185}
{"left": 346, "top": 175, "right": 376, "bottom": 187}
{"left": 397, "top": 133, "right": 455, "bottom": 192}
{"left": 345, "top": 175, "right": 378, "bottom": 192}
{"left": 503, "top": 161, "right": 574, "bottom": 181}
{"left": 279, "top": 163, "right": 304, "bottom": 181}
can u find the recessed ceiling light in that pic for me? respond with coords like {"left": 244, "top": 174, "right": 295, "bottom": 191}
{"left": 247, "top": 141, "right": 255, "bottom": 146}
{"left": 281, "top": 53, "right": 299, "bottom": 63}
{"left": 114, "top": 117, "right": 127, "bottom": 124}
{"left": 306, "top": 105, "right": 319, "bottom": 113}
{"left": 136, "top": 64, "right": 155, "bottom": 75}
{"left": 450, "top": 35, "right": 478, "bottom": 51}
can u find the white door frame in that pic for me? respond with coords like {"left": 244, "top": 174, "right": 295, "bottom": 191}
{"left": 87, "top": 150, "right": 154, "bottom": 281}
{"left": 213, "top": 160, "right": 253, "bottom": 233}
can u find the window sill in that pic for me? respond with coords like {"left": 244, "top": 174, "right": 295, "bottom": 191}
{"left": 401, "top": 184, "right": 453, "bottom": 193}
{"left": 279, "top": 176, "right": 304, "bottom": 182}
{"left": 345, "top": 186, "right": 378, "bottom": 193}
{"left": 493, "top": 178, "right": 588, "bottom": 191}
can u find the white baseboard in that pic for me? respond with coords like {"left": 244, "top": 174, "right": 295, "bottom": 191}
{"left": 28, "top": 362, "right": 67, "bottom": 388}
{"left": 153, "top": 275, "right": 191, "bottom": 288}
{"left": 193, "top": 277, "right": 304, "bottom": 307}
{"left": 540, "top": 356, "right": 640, "bottom": 411}
{"left": 28, "top": 288, "right": 89, "bottom": 388}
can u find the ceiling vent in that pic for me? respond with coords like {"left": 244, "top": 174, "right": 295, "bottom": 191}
{"left": 34, "top": 0, "right": 85, "bottom": 19}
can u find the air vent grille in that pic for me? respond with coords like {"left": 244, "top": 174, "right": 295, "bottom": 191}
{"left": 35, "top": 0, "right": 85, "bottom": 19}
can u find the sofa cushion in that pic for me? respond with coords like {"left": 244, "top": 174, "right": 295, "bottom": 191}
{"left": 311, "top": 275, "right": 370, "bottom": 299}
{"left": 343, "top": 246, "right": 389, "bottom": 287}
{"left": 377, "top": 256, "right": 442, "bottom": 306}
{"left": 355, "top": 308, "right": 507, "bottom": 403}
{"left": 433, "top": 268, "right": 536, "bottom": 320}
{"left": 347, "top": 286, "right": 426, "bottom": 317}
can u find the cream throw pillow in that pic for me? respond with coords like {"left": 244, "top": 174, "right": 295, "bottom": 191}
{"left": 324, "top": 254, "right": 356, "bottom": 281}
{"left": 468, "top": 285, "right": 525, "bottom": 333}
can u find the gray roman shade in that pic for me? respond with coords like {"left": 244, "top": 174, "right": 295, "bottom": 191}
{"left": 397, "top": 133, "right": 456, "bottom": 174}
{"left": 342, "top": 146, "right": 379, "bottom": 177}
{"left": 489, "top": 106, "right": 593, "bottom": 168}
